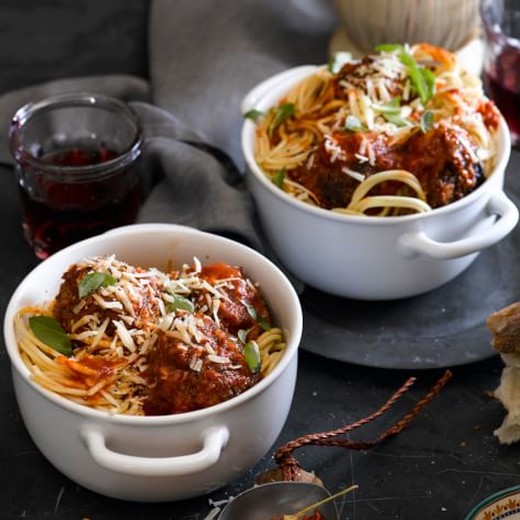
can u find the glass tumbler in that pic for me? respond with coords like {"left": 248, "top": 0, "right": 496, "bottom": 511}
{"left": 480, "top": 0, "right": 520, "bottom": 147}
{"left": 9, "top": 93, "right": 143, "bottom": 259}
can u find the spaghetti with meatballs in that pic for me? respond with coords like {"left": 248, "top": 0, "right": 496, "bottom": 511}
{"left": 249, "top": 43, "right": 501, "bottom": 216}
{"left": 15, "top": 255, "right": 286, "bottom": 415}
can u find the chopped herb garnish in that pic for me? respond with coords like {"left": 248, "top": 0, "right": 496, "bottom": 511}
{"left": 238, "top": 329, "right": 248, "bottom": 345}
{"left": 244, "top": 302, "right": 271, "bottom": 331}
{"left": 374, "top": 44, "right": 435, "bottom": 104}
{"left": 345, "top": 115, "right": 366, "bottom": 132}
{"left": 166, "top": 293, "right": 195, "bottom": 314}
{"left": 398, "top": 51, "right": 435, "bottom": 105}
{"left": 272, "top": 168, "right": 286, "bottom": 188}
{"left": 244, "top": 341, "right": 261, "bottom": 373}
{"left": 420, "top": 110, "right": 434, "bottom": 133}
{"left": 382, "top": 112, "right": 411, "bottom": 127}
{"left": 421, "top": 67, "right": 436, "bottom": 101}
{"left": 372, "top": 97, "right": 402, "bottom": 114}
{"left": 267, "top": 103, "right": 295, "bottom": 137}
{"left": 244, "top": 109, "right": 264, "bottom": 122}
{"left": 328, "top": 51, "right": 352, "bottom": 74}
{"left": 372, "top": 97, "right": 410, "bottom": 126}
{"left": 29, "top": 315, "right": 72, "bottom": 356}
{"left": 78, "top": 272, "right": 117, "bottom": 299}
{"left": 245, "top": 302, "right": 257, "bottom": 321}
{"left": 375, "top": 43, "right": 405, "bottom": 53}
{"left": 257, "top": 315, "right": 272, "bottom": 331}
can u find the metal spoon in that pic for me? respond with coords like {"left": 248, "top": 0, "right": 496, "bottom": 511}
{"left": 218, "top": 481, "right": 339, "bottom": 520}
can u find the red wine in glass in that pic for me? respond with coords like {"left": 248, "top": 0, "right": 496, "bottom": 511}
{"left": 481, "top": 0, "right": 520, "bottom": 147}
{"left": 483, "top": 46, "right": 520, "bottom": 148}
{"left": 20, "top": 145, "right": 142, "bottom": 259}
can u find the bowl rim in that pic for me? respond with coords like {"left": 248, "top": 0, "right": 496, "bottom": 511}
{"left": 464, "top": 484, "right": 520, "bottom": 519}
{"left": 9, "top": 92, "right": 144, "bottom": 177}
{"left": 240, "top": 65, "right": 511, "bottom": 226}
{"left": 3, "top": 223, "right": 303, "bottom": 425}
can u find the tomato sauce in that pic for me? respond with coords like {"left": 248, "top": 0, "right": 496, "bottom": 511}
{"left": 143, "top": 314, "right": 260, "bottom": 415}
{"left": 198, "top": 263, "right": 271, "bottom": 338}
{"left": 289, "top": 122, "right": 486, "bottom": 210}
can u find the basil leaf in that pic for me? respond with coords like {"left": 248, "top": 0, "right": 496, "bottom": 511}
{"left": 421, "top": 67, "right": 436, "bottom": 102}
{"left": 244, "top": 302, "right": 272, "bottom": 331}
{"left": 78, "top": 272, "right": 117, "bottom": 299}
{"left": 268, "top": 103, "right": 295, "bottom": 137}
{"left": 382, "top": 111, "right": 411, "bottom": 127}
{"left": 244, "top": 109, "right": 264, "bottom": 122}
{"left": 375, "top": 46, "right": 436, "bottom": 105}
{"left": 420, "top": 111, "right": 434, "bottom": 133}
{"left": 257, "top": 315, "right": 272, "bottom": 331}
{"left": 328, "top": 51, "right": 352, "bottom": 74}
{"left": 272, "top": 168, "right": 286, "bottom": 188}
{"left": 373, "top": 97, "right": 410, "bottom": 126}
{"left": 373, "top": 97, "right": 402, "bottom": 114}
{"left": 238, "top": 329, "right": 248, "bottom": 345}
{"left": 375, "top": 43, "right": 405, "bottom": 53}
{"left": 345, "top": 115, "right": 366, "bottom": 132}
{"left": 245, "top": 302, "right": 258, "bottom": 321}
{"left": 29, "top": 315, "right": 72, "bottom": 356}
{"left": 398, "top": 51, "right": 434, "bottom": 105}
{"left": 244, "top": 341, "right": 261, "bottom": 374}
{"left": 166, "top": 293, "right": 195, "bottom": 314}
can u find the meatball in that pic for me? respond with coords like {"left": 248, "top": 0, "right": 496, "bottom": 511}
{"left": 52, "top": 258, "right": 164, "bottom": 341}
{"left": 143, "top": 313, "right": 260, "bottom": 415}
{"left": 401, "top": 122, "right": 485, "bottom": 208}
{"left": 333, "top": 56, "right": 407, "bottom": 101}
{"left": 194, "top": 263, "right": 272, "bottom": 339}
{"left": 288, "top": 122, "right": 484, "bottom": 211}
{"left": 53, "top": 263, "right": 92, "bottom": 332}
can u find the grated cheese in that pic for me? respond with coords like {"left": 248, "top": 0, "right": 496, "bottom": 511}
{"left": 323, "top": 134, "right": 346, "bottom": 163}
{"left": 341, "top": 166, "right": 365, "bottom": 182}
{"left": 47, "top": 255, "right": 278, "bottom": 414}
{"left": 207, "top": 354, "right": 230, "bottom": 364}
{"left": 113, "top": 319, "right": 137, "bottom": 352}
{"left": 92, "top": 294, "right": 124, "bottom": 311}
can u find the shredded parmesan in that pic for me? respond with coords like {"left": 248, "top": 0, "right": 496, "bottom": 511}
{"left": 341, "top": 166, "right": 365, "bottom": 182}
{"left": 207, "top": 354, "right": 230, "bottom": 364}
{"left": 113, "top": 320, "right": 137, "bottom": 352}
{"left": 323, "top": 134, "right": 345, "bottom": 163}
{"left": 16, "top": 254, "right": 287, "bottom": 416}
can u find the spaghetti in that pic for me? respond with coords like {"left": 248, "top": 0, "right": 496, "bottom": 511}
{"left": 251, "top": 43, "right": 501, "bottom": 216}
{"left": 15, "top": 255, "right": 286, "bottom": 415}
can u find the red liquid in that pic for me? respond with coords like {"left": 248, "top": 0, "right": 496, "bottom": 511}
{"left": 484, "top": 47, "right": 520, "bottom": 147}
{"left": 42, "top": 146, "right": 118, "bottom": 167}
{"left": 20, "top": 147, "right": 141, "bottom": 259}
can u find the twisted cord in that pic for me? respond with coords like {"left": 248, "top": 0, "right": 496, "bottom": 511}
{"left": 274, "top": 369, "right": 452, "bottom": 481}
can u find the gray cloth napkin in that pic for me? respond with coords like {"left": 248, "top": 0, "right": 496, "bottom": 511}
{"left": 0, "top": 0, "right": 337, "bottom": 280}
{"left": 0, "top": 75, "right": 150, "bottom": 164}
{"left": 149, "top": 0, "right": 337, "bottom": 171}
{"left": 130, "top": 101, "right": 261, "bottom": 249}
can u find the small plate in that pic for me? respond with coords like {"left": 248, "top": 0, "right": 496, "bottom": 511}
{"left": 464, "top": 485, "right": 520, "bottom": 519}
{"left": 299, "top": 228, "right": 520, "bottom": 369}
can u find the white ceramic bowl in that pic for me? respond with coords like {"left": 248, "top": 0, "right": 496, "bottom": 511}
{"left": 3, "top": 223, "right": 303, "bottom": 502}
{"left": 241, "top": 67, "right": 519, "bottom": 300}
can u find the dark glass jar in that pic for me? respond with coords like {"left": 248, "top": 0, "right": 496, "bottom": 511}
{"left": 9, "top": 93, "right": 143, "bottom": 259}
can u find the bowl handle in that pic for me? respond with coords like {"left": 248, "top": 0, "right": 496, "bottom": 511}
{"left": 80, "top": 424, "right": 229, "bottom": 476}
{"left": 398, "top": 190, "right": 519, "bottom": 259}
{"left": 241, "top": 65, "right": 318, "bottom": 115}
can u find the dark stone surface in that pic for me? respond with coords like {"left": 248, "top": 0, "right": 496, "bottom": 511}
{"left": 0, "top": 0, "right": 149, "bottom": 92}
